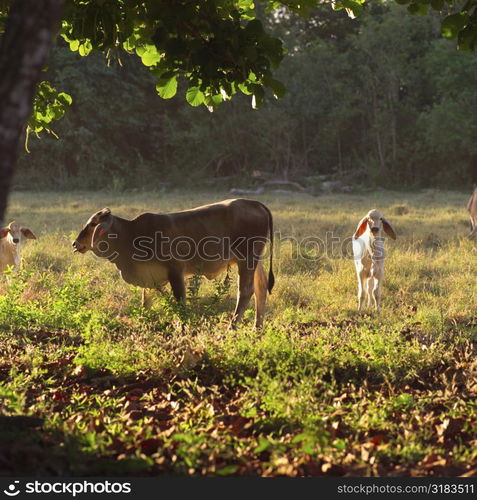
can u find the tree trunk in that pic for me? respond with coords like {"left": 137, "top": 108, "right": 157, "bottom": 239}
{"left": 0, "top": 0, "right": 64, "bottom": 225}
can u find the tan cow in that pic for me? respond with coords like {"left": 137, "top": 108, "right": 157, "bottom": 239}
{"left": 0, "top": 221, "right": 37, "bottom": 274}
{"left": 72, "top": 199, "right": 275, "bottom": 328}
{"left": 467, "top": 187, "right": 477, "bottom": 238}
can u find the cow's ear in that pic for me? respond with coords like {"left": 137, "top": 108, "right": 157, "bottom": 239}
{"left": 92, "top": 223, "right": 107, "bottom": 245}
{"left": 382, "top": 217, "right": 396, "bottom": 240}
{"left": 353, "top": 217, "right": 368, "bottom": 239}
{"left": 0, "top": 228, "right": 9, "bottom": 239}
{"left": 92, "top": 216, "right": 113, "bottom": 246}
{"left": 21, "top": 228, "right": 37, "bottom": 240}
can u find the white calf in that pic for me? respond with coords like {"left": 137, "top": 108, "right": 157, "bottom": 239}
{"left": 467, "top": 187, "right": 477, "bottom": 238}
{"left": 352, "top": 209, "right": 396, "bottom": 313}
{"left": 0, "top": 221, "right": 36, "bottom": 275}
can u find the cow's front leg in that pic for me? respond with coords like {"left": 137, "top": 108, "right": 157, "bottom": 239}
{"left": 142, "top": 285, "right": 166, "bottom": 308}
{"left": 168, "top": 268, "right": 186, "bottom": 302}
{"left": 142, "top": 288, "right": 151, "bottom": 308}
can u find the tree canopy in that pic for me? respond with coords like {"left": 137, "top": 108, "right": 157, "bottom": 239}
{"left": 14, "top": 3, "right": 477, "bottom": 191}
{"left": 1, "top": 0, "right": 477, "bottom": 135}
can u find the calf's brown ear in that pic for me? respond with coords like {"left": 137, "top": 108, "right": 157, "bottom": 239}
{"left": 353, "top": 217, "right": 368, "bottom": 239}
{"left": 0, "top": 228, "right": 9, "bottom": 238}
{"left": 21, "top": 228, "right": 37, "bottom": 240}
{"left": 382, "top": 217, "right": 396, "bottom": 240}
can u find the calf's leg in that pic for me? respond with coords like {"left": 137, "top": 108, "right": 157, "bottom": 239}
{"left": 370, "top": 261, "right": 384, "bottom": 313}
{"left": 357, "top": 268, "right": 369, "bottom": 312}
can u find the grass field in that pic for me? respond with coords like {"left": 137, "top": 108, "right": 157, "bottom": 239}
{"left": 0, "top": 189, "right": 476, "bottom": 477}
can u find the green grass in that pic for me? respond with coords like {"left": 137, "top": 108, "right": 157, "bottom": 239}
{"left": 0, "top": 189, "right": 476, "bottom": 476}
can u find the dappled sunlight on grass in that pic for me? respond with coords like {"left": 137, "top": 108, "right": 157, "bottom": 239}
{"left": 0, "top": 190, "right": 475, "bottom": 476}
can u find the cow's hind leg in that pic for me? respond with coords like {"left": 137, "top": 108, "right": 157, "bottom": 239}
{"left": 254, "top": 261, "right": 268, "bottom": 329}
{"left": 168, "top": 268, "right": 186, "bottom": 302}
{"left": 231, "top": 265, "right": 255, "bottom": 328}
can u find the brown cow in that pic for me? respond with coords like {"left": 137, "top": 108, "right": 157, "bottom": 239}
{"left": 72, "top": 199, "right": 274, "bottom": 328}
{"left": 467, "top": 187, "right": 477, "bottom": 238}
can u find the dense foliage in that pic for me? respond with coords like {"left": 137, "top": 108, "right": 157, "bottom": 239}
{"left": 16, "top": 4, "right": 477, "bottom": 189}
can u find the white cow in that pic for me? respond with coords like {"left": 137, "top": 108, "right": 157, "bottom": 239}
{"left": 352, "top": 209, "right": 396, "bottom": 313}
{"left": 0, "top": 221, "right": 36, "bottom": 275}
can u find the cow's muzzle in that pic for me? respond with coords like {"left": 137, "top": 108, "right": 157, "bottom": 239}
{"left": 72, "top": 240, "right": 86, "bottom": 253}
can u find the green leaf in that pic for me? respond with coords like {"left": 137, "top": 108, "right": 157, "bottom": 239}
{"left": 235, "top": 0, "right": 255, "bottom": 9}
{"left": 238, "top": 82, "right": 252, "bottom": 95}
{"left": 333, "top": 439, "right": 347, "bottom": 451}
{"left": 135, "top": 45, "right": 147, "bottom": 57}
{"left": 69, "top": 39, "right": 79, "bottom": 51}
{"left": 57, "top": 93, "right": 72, "bottom": 106}
{"left": 291, "top": 433, "right": 308, "bottom": 443}
{"left": 186, "top": 86, "right": 205, "bottom": 106}
{"left": 441, "top": 13, "right": 469, "bottom": 39}
{"left": 210, "top": 94, "right": 223, "bottom": 105}
{"left": 333, "top": 0, "right": 365, "bottom": 18}
{"left": 254, "top": 436, "right": 271, "bottom": 454}
{"left": 78, "top": 40, "right": 92, "bottom": 56}
{"left": 204, "top": 93, "right": 223, "bottom": 111}
{"left": 51, "top": 108, "right": 65, "bottom": 120}
{"left": 140, "top": 44, "right": 161, "bottom": 66}
{"left": 123, "top": 33, "right": 139, "bottom": 51}
{"left": 394, "top": 393, "right": 415, "bottom": 410}
{"left": 156, "top": 74, "right": 178, "bottom": 99}
{"left": 216, "top": 464, "right": 239, "bottom": 476}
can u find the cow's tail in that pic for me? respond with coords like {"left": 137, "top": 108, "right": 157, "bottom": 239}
{"left": 260, "top": 203, "right": 275, "bottom": 294}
